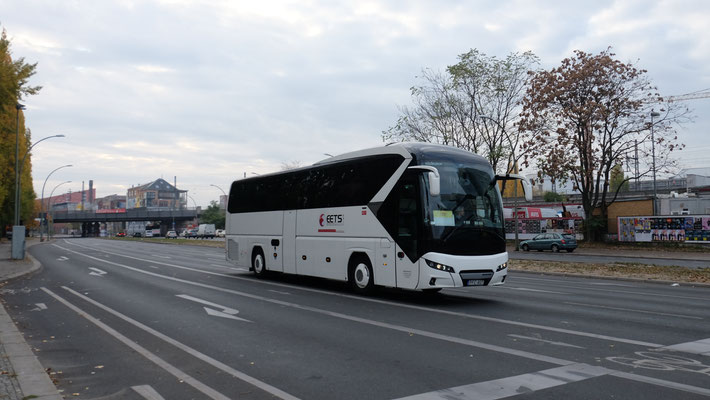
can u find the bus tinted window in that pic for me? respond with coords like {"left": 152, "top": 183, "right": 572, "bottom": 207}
{"left": 228, "top": 154, "right": 404, "bottom": 213}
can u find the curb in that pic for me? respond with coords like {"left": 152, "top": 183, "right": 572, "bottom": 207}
{"left": 511, "top": 269, "right": 710, "bottom": 288}
{"left": 0, "top": 243, "right": 63, "bottom": 400}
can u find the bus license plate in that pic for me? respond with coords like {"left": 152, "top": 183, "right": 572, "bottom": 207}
{"left": 467, "top": 279, "right": 485, "bottom": 286}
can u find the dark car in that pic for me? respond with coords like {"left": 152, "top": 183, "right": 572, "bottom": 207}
{"left": 520, "top": 233, "right": 577, "bottom": 252}
{"left": 133, "top": 232, "right": 142, "bottom": 238}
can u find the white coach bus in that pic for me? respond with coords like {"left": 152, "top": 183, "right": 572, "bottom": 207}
{"left": 225, "top": 143, "right": 531, "bottom": 293}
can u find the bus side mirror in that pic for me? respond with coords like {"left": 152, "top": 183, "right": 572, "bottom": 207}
{"left": 496, "top": 174, "right": 533, "bottom": 202}
{"left": 407, "top": 166, "right": 440, "bottom": 196}
{"left": 428, "top": 171, "right": 440, "bottom": 197}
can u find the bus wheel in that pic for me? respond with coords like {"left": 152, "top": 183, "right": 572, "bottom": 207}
{"left": 252, "top": 249, "right": 267, "bottom": 278}
{"left": 349, "top": 256, "right": 374, "bottom": 293}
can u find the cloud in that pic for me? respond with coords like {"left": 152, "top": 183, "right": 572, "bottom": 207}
{"left": 1, "top": 0, "right": 707, "bottom": 207}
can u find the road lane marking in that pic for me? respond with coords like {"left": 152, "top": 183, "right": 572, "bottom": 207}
{"left": 57, "top": 242, "right": 664, "bottom": 348}
{"left": 511, "top": 276, "right": 710, "bottom": 301}
{"left": 56, "top": 242, "right": 710, "bottom": 397}
{"left": 176, "top": 294, "right": 252, "bottom": 322}
{"left": 268, "top": 290, "right": 291, "bottom": 295}
{"left": 499, "top": 287, "right": 568, "bottom": 294}
{"left": 609, "top": 371, "right": 710, "bottom": 397}
{"left": 507, "top": 334, "right": 585, "bottom": 349}
{"left": 395, "top": 363, "right": 610, "bottom": 400}
{"left": 31, "top": 303, "right": 47, "bottom": 311}
{"left": 57, "top": 286, "right": 299, "bottom": 400}
{"left": 663, "top": 338, "right": 710, "bottom": 355}
{"left": 57, "top": 256, "right": 68, "bottom": 261}
{"left": 52, "top": 244, "right": 572, "bottom": 366}
{"left": 89, "top": 267, "right": 107, "bottom": 277}
{"left": 564, "top": 302, "right": 703, "bottom": 320}
{"left": 40, "top": 287, "right": 231, "bottom": 400}
{"left": 132, "top": 385, "right": 166, "bottom": 400}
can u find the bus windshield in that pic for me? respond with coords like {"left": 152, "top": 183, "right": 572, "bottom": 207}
{"left": 421, "top": 156, "right": 505, "bottom": 255}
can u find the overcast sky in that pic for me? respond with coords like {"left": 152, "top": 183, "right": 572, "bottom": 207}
{"left": 3, "top": 0, "right": 709, "bottom": 207}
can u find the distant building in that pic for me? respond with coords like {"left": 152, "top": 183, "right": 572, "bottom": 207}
{"left": 127, "top": 178, "right": 187, "bottom": 210}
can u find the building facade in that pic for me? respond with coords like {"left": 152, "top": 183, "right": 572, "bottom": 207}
{"left": 127, "top": 178, "right": 187, "bottom": 210}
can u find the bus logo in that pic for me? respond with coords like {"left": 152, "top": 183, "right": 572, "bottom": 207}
{"left": 319, "top": 214, "right": 343, "bottom": 227}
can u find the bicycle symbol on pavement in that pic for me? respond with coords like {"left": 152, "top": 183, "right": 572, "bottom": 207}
{"left": 607, "top": 351, "right": 710, "bottom": 377}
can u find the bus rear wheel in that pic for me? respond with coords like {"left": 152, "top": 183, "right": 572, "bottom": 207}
{"left": 349, "top": 256, "right": 374, "bottom": 294}
{"left": 252, "top": 249, "right": 267, "bottom": 278}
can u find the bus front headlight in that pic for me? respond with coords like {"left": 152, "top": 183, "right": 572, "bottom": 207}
{"left": 496, "top": 262, "right": 507, "bottom": 272}
{"left": 425, "top": 259, "right": 454, "bottom": 273}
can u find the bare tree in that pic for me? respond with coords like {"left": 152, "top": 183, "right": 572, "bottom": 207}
{"left": 383, "top": 49, "right": 539, "bottom": 178}
{"left": 518, "top": 48, "right": 691, "bottom": 240}
{"left": 280, "top": 160, "right": 303, "bottom": 171}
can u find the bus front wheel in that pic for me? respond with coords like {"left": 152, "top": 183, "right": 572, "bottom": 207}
{"left": 252, "top": 249, "right": 267, "bottom": 278}
{"left": 349, "top": 256, "right": 374, "bottom": 294}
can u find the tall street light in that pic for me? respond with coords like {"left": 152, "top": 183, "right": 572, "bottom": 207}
{"left": 210, "top": 184, "right": 226, "bottom": 196}
{"left": 650, "top": 111, "right": 660, "bottom": 215}
{"left": 11, "top": 103, "right": 26, "bottom": 259}
{"left": 47, "top": 181, "right": 71, "bottom": 239}
{"left": 210, "top": 184, "right": 227, "bottom": 210}
{"left": 15, "top": 134, "right": 66, "bottom": 225}
{"left": 40, "top": 164, "right": 73, "bottom": 241}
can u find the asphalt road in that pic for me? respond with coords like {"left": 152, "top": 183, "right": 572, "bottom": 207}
{"left": 2, "top": 238, "right": 709, "bottom": 399}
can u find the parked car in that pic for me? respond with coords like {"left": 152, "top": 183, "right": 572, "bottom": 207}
{"left": 520, "top": 233, "right": 577, "bottom": 252}
{"left": 116, "top": 232, "right": 126, "bottom": 237}
{"left": 166, "top": 230, "right": 178, "bottom": 239}
{"left": 145, "top": 230, "right": 154, "bottom": 238}
{"left": 215, "top": 229, "right": 225, "bottom": 238}
{"left": 133, "top": 232, "right": 142, "bottom": 238}
{"left": 186, "top": 229, "right": 199, "bottom": 238}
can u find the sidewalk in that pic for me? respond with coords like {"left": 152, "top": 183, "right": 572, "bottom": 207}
{"left": 0, "top": 239, "right": 63, "bottom": 400}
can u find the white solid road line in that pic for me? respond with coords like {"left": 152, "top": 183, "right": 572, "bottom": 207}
{"left": 395, "top": 363, "right": 610, "bottom": 400}
{"left": 132, "top": 385, "right": 166, "bottom": 400}
{"left": 564, "top": 301, "right": 703, "bottom": 320}
{"left": 507, "top": 334, "right": 585, "bottom": 349}
{"left": 40, "top": 287, "right": 232, "bottom": 400}
{"left": 512, "top": 275, "right": 710, "bottom": 301}
{"left": 58, "top": 286, "right": 300, "bottom": 400}
{"left": 56, "top": 241, "right": 710, "bottom": 398}
{"left": 60, "top": 241, "right": 663, "bottom": 348}
{"left": 663, "top": 338, "right": 710, "bottom": 355}
{"left": 498, "top": 286, "right": 568, "bottom": 294}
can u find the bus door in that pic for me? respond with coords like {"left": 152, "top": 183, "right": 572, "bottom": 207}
{"left": 282, "top": 210, "right": 297, "bottom": 274}
{"left": 394, "top": 172, "right": 420, "bottom": 289}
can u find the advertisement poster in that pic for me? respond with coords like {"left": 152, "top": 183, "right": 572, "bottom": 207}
{"left": 618, "top": 216, "right": 710, "bottom": 243}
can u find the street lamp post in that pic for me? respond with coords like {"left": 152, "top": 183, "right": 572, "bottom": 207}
{"left": 11, "top": 104, "right": 26, "bottom": 259}
{"left": 14, "top": 134, "right": 66, "bottom": 226}
{"left": 40, "top": 164, "right": 73, "bottom": 241}
{"left": 650, "top": 111, "right": 660, "bottom": 215}
{"left": 47, "top": 181, "right": 71, "bottom": 240}
{"left": 210, "top": 184, "right": 226, "bottom": 196}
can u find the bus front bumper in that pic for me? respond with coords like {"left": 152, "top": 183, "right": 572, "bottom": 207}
{"left": 419, "top": 252, "right": 508, "bottom": 289}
